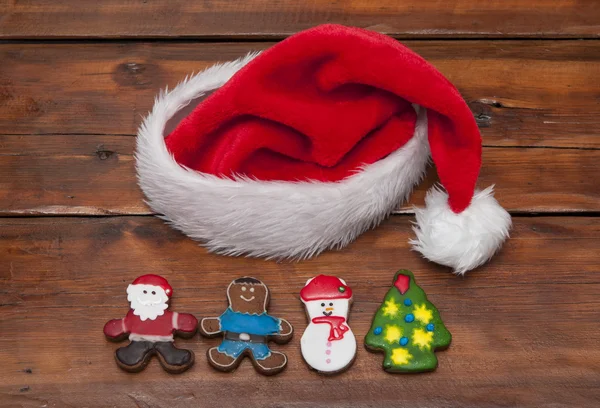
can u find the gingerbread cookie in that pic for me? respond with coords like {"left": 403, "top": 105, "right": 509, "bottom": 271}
{"left": 300, "top": 275, "right": 357, "bottom": 374}
{"left": 198, "top": 277, "right": 293, "bottom": 376}
{"left": 103, "top": 274, "right": 198, "bottom": 373}
{"left": 364, "top": 270, "right": 451, "bottom": 373}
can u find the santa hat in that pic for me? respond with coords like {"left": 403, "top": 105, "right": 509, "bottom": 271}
{"left": 130, "top": 274, "right": 173, "bottom": 297}
{"left": 136, "top": 24, "right": 511, "bottom": 274}
{"left": 300, "top": 275, "right": 352, "bottom": 302}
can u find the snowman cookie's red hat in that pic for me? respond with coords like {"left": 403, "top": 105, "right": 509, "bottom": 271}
{"left": 130, "top": 274, "right": 173, "bottom": 297}
{"left": 136, "top": 24, "right": 511, "bottom": 274}
{"left": 300, "top": 275, "right": 352, "bottom": 302}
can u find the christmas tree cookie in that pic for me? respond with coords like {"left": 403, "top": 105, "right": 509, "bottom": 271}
{"left": 364, "top": 270, "right": 451, "bottom": 373}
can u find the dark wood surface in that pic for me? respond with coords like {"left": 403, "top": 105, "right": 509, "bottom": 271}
{"left": 1, "top": 217, "right": 599, "bottom": 408}
{"left": 0, "top": 143, "right": 598, "bottom": 216}
{"left": 1, "top": 0, "right": 599, "bottom": 39}
{"left": 0, "top": 2, "right": 599, "bottom": 408}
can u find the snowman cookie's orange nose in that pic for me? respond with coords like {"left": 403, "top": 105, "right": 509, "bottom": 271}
{"left": 325, "top": 307, "right": 334, "bottom": 311}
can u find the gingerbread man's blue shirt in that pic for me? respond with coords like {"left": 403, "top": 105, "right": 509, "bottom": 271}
{"left": 217, "top": 308, "right": 282, "bottom": 360}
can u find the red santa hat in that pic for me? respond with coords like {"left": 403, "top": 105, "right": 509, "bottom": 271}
{"left": 300, "top": 275, "right": 352, "bottom": 302}
{"left": 130, "top": 274, "right": 172, "bottom": 297}
{"left": 136, "top": 24, "right": 511, "bottom": 274}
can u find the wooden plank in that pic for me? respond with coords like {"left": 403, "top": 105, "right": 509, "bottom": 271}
{"left": 0, "top": 216, "right": 598, "bottom": 407}
{"left": 1, "top": 41, "right": 599, "bottom": 149}
{"left": 1, "top": 137, "right": 598, "bottom": 215}
{"left": 0, "top": 1, "right": 598, "bottom": 39}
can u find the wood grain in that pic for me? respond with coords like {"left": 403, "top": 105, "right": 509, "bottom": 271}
{"left": 2, "top": 2, "right": 599, "bottom": 407}
{"left": 1, "top": 0, "right": 599, "bottom": 39}
{"left": 1, "top": 41, "right": 599, "bottom": 149}
{"left": 0, "top": 138, "right": 598, "bottom": 216}
{"left": 0, "top": 216, "right": 598, "bottom": 407}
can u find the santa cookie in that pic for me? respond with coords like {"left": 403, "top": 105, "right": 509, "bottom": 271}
{"left": 198, "top": 277, "right": 293, "bottom": 376}
{"left": 300, "top": 275, "right": 357, "bottom": 374}
{"left": 103, "top": 274, "right": 198, "bottom": 373}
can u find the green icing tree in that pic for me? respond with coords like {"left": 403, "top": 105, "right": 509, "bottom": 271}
{"left": 365, "top": 270, "right": 451, "bottom": 373}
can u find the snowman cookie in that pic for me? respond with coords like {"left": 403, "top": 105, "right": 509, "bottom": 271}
{"left": 198, "top": 277, "right": 293, "bottom": 376}
{"left": 300, "top": 275, "right": 357, "bottom": 374}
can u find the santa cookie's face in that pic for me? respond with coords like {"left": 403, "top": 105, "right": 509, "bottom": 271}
{"left": 127, "top": 284, "right": 169, "bottom": 321}
{"left": 305, "top": 298, "right": 349, "bottom": 320}
{"left": 227, "top": 277, "right": 268, "bottom": 315}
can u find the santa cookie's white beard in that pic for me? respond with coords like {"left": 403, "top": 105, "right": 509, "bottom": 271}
{"left": 126, "top": 284, "right": 170, "bottom": 321}
{"left": 130, "top": 298, "right": 168, "bottom": 321}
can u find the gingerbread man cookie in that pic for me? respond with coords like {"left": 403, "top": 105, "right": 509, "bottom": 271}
{"left": 103, "top": 274, "right": 198, "bottom": 373}
{"left": 300, "top": 275, "right": 357, "bottom": 374}
{"left": 198, "top": 277, "right": 293, "bottom": 376}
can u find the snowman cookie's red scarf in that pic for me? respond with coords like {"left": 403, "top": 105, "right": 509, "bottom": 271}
{"left": 312, "top": 316, "right": 349, "bottom": 341}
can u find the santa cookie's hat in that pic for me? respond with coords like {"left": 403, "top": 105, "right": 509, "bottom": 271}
{"left": 136, "top": 24, "right": 511, "bottom": 274}
{"left": 300, "top": 276, "right": 352, "bottom": 302}
{"left": 130, "top": 274, "right": 173, "bottom": 297}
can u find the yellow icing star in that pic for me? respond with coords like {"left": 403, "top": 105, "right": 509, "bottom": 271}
{"left": 382, "top": 298, "right": 400, "bottom": 317}
{"left": 391, "top": 348, "right": 413, "bottom": 366}
{"left": 384, "top": 325, "right": 402, "bottom": 344}
{"left": 413, "top": 304, "right": 433, "bottom": 324}
{"left": 412, "top": 328, "right": 434, "bottom": 350}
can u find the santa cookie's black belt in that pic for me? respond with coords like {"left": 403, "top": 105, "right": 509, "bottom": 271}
{"left": 224, "top": 331, "right": 267, "bottom": 343}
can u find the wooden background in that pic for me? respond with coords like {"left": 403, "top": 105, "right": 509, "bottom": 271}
{"left": 0, "top": 1, "right": 599, "bottom": 407}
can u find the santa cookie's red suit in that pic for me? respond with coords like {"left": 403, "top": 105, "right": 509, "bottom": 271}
{"left": 136, "top": 24, "right": 511, "bottom": 274}
{"left": 104, "top": 309, "right": 197, "bottom": 342}
{"left": 103, "top": 275, "right": 198, "bottom": 373}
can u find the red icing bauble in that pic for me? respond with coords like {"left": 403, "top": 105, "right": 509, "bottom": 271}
{"left": 300, "top": 275, "right": 352, "bottom": 301}
{"left": 394, "top": 273, "right": 410, "bottom": 294}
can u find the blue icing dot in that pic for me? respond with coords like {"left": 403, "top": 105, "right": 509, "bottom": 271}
{"left": 399, "top": 337, "right": 409, "bottom": 346}
{"left": 373, "top": 326, "right": 382, "bottom": 335}
{"left": 426, "top": 323, "right": 435, "bottom": 332}
{"left": 403, "top": 299, "right": 412, "bottom": 306}
{"left": 404, "top": 314, "right": 415, "bottom": 323}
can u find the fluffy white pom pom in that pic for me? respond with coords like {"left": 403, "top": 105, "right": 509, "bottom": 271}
{"left": 410, "top": 186, "right": 511, "bottom": 275}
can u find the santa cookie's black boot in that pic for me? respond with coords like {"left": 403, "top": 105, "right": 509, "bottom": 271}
{"left": 154, "top": 341, "right": 194, "bottom": 373}
{"left": 115, "top": 341, "right": 154, "bottom": 372}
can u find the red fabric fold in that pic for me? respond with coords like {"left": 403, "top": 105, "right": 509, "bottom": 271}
{"left": 166, "top": 24, "right": 481, "bottom": 213}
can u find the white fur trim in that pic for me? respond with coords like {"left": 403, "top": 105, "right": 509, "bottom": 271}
{"left": 410, "top": 186, "right": 512, "bottom": 275}
{"left": 136, "top": 53, "right": 430, "bottom": 260}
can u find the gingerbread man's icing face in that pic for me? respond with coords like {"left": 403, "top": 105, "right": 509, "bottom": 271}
{"left": 227, "top": 277, "right": 268, "bottom": 315}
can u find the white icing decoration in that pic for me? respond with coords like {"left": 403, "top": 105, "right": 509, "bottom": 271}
{"left": 127, "top": 284, "right": 169, "bottom": 321}
{"left": 207, "top": 347, "right": 238, "bottom": 368}
{"left": 279, "top": 318, "right": 293, "bottom": 336}
{"left": 172, "top": 311, "right": 179, "bottom": 330}
{"left": 201, "top": 317, "right": 222, "bottom": 335}
{"left": 260, "top": 351, "right": 287, "bottom": 371}
{"left": 300, "top": 281, "right": 356, "bottom": 373}
{"left": 129, "top": 333, "right": 174, "bottom": 342}
{"left": 239, "top": 333, "right": 250, "bottom": 341}
{"left": 240, "top": 295, "right": 255, "bottom": 302}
